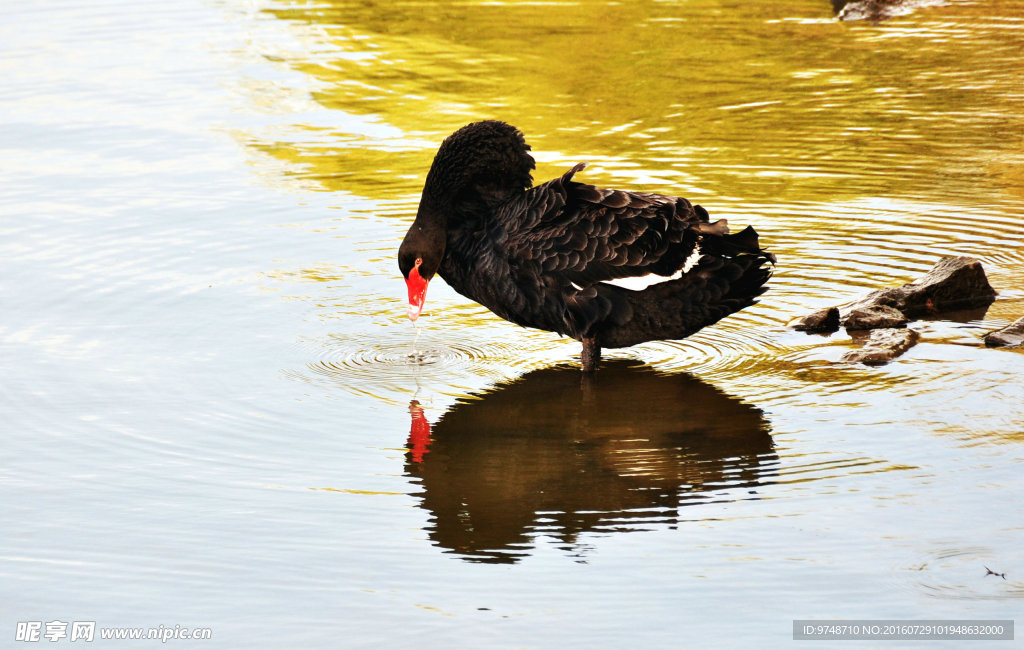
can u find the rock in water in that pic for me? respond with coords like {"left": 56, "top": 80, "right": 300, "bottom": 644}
{"left": 835, "top": 0, "right": 948, "bottom": 22}
{"left": 792, "top": 257, "right": 997, "bottom": 364}
{"left": 789, "top": 307, "right": 840, "bottom": 333}
{"left": 844, "top": 305, "right": 908, "bottom": 330}
{"left": 985, "top": 317, "right": 1024, "bottom": 348}
{"left": 841, "top": 328, "right": 921, "bottom": 365}
{"left": 838, "top": 256, "right": 996, "bottom": 323}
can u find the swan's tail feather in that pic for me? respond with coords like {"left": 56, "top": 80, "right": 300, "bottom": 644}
{"left": 595, "top": 228, "right": 774, "bottom": 349}
{"left": 701, "top": 224, "right": 777, "bottom": 264}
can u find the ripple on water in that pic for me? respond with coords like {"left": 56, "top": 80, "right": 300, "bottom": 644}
{"left": 288, "top": 326, "right": 538, "bottom": 404}
{"left": 903, "top": 546, "right": 1024, "bottom": 602}
{"left": 631, "top": 309, "right": 788, "bottom": 377}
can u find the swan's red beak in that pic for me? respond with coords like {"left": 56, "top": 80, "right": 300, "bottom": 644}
{"left": 405, "top": 258, "right": 429, "bottom": 321}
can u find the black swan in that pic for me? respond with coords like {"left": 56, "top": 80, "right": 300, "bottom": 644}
{"left": 399, "top": 120, "right": 775, "bottom": 371}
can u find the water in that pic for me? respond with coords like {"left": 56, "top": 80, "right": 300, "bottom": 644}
{"left": 2, "top": 0, "right": 1022, "bottom": 646}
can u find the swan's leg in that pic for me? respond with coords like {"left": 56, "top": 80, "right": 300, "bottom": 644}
{"left": 581, "top": 337, "right": 601, "bottom": 372}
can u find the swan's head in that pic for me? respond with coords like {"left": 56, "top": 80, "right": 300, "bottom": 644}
{"left": 399, "top": 121, "right": 535, "bottom": 321}
{"left": 398, "top": 231, "right": 442, "bottom": 321}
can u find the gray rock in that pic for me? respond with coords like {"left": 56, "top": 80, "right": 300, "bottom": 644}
{"left": 843, "top": 305, "right": 907, "bottom": 330}
{"left": 838, "top": 256, "right": 996, "bottom": 321}
{"left": 835, "top": 0, "right": 948, "bottom": 22}
{"left": 795, "top": 257, "right": 997, "bottom": 337}
{"left": 985, "top": 317, "right": 1024, "bottom": 348}
{"left": 841, "top": 328, "right": 921, "bottom": 365}
{"left": 789, "top": 307, "right": 840, "bottom": 333}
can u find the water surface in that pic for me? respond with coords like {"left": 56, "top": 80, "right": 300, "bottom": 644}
{"left": 2, "top": 0, "right": 1023, "bottom": 646}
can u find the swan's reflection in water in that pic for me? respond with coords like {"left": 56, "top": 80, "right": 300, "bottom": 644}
{"left": 405, "top": 361, "right": 777, "bottom": 563}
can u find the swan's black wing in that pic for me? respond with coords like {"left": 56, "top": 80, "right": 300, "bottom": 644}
{"left": 501, "top": 163, "right": 718, "bottom": 287}
{"left": 498, "top": 164, "right": 771, "bottom": 341}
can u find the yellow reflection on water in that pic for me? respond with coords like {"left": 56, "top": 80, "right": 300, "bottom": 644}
{"left": 252, "top": 0, "right": 1024, "bottom": 210}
